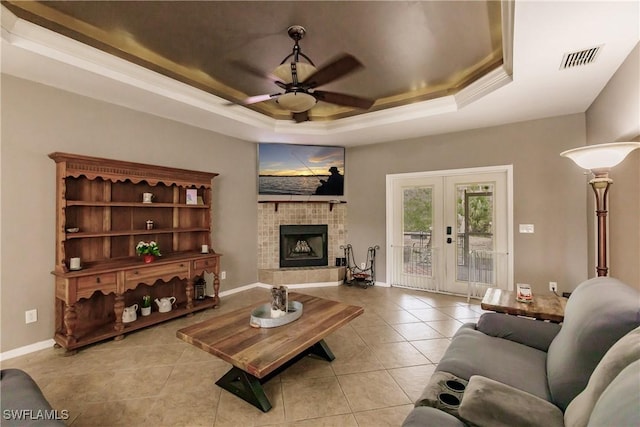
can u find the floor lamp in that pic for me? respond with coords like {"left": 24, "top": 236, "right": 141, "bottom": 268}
{"left": 561, "top": 142, "right": 640, "bottom": 277}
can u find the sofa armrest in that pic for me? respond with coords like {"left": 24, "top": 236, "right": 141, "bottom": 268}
{"left": 476, "top": 313, "right": 561, "bottom": 351}
{"left": 458, "top": 375, "right": 564, "bottom": 427}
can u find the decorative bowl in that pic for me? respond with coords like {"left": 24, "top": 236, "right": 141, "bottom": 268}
{"left": 249, "top": 301, "right": 303, "bottom": 328}
{"left": 66, "top": 227, "right": 80, "bottom": 233}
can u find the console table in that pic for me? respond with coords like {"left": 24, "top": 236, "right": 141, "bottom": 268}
{"left": 49, "top": 153, "right": 220, "bottom": 351}
{"left": 481, "top": 288, "right": 567, "bottom": 323}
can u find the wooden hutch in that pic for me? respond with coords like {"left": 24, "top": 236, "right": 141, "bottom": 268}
{"left": 49, "top": 152, "right": 221, "bottom": 351}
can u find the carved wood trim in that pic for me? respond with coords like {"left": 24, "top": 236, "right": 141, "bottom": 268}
{"left": 49, "top": 152, "right": 218, "bottom": 187}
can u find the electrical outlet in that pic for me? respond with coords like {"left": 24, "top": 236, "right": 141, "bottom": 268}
{"left": 360, "top": 262, "right": 366, "bottom": 269}
{"left": 519, "top": 224, "right": 535, "bottom": 233}
{"left": 549, "top": 282, "right": 558, "bottom": 293}
{"left": 25, "top": 309, "right": 38, "bottom": 324}
{"left": 220, "top": 271, "right": 226, "bottom": 280}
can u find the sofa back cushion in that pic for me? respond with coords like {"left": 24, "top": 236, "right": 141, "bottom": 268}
{"left": 586, "top": 359, "right": 640, "bottom": 427}
{"left": 546, "top": 277, "right": 639, "bottom": 410}
{"left": 563, "top": 326, "right": 640, "bottom": 427}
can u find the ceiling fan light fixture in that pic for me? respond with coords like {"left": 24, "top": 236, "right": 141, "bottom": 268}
{"left": 276, "top": 92, "right": 317, "bottom": 113}
{"left": 272, "top": 62, "right": 317, "bottom": 84}
{"left": 241, "top": 24, "right": 370, "bottom": 120}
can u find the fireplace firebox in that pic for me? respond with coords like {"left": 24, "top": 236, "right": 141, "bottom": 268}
{"left": 280, "top": 224, "right": 328, "bottom": 268}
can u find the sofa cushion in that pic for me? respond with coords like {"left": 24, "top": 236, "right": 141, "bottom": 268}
{"left": 564, "top": 326, "right": 640, "bottom": 427}
{"left": 436, "top": 325, "right": 551, "bottom": 401}
{"left": 458, "top": 375, "right": 564, "bottom": 427}
{"left": 546, "top": 277, "right": 640, "bottom": 410}
{"left": 586, "top": 359, "right": 640, "bottom": 427}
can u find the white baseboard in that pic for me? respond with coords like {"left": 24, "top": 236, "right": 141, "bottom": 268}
{"left": 216, "top": 281, "right": 342, "bottom": 298}
{"left": 259, "top": 281, "right": 342, "bottom": 289}
{"left": 258, "top": 281, "right": 390, "bottom": 288}
{"left": 217, "top": 282, "right": 263, "bottom": 297}
{"left": 0, "top": 339, "right": 55, "bottom": 361}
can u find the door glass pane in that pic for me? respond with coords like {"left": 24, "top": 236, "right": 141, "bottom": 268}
{"left": 403, "top": 187, "right": 433, "bottom": 276}
{"left": 456, "top": 183, "right": 494, "bottom": 282}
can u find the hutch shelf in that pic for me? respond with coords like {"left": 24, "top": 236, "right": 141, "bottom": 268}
{"left": 49, "top": 152, "right": 221, "bottom": 352}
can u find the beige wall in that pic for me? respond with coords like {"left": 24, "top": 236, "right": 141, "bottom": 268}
{"left": 3, "top": 45, "right": 637, "bottom": 354}
{"left": 586, "top": 43, "right": 640, "bottom": 288}
{"left": 1, "top": 75, "right": 258, "bottom": 352}
{"left": 347, "top": 114, "right": 589, "bottom": 295}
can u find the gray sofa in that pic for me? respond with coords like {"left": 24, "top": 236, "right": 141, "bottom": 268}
{"left": 0, "top": 369, "right": 67, "bottom": 426}
{"left": 402, "top": 277, "right": 640, "bottom": 427}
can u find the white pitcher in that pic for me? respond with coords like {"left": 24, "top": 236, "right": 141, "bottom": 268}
{"left": 122, "top": 304, "right": 138, "bottom": 323}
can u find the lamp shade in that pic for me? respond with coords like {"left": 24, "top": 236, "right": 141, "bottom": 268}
{"left": 276, "top": 92, "right": 317, "bottom": 113}
{"left": 272, "top": 62, "right": 318, "bottom": 113}
{"left": 272, "top": 62, "right": 317, "bottom": 84}
{"left": 560, "top": 142, "right": 640, "bottom": 170}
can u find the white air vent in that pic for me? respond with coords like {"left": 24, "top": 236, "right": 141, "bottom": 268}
{"left": 560, "top": 46, "right": 602, "bottom": 69}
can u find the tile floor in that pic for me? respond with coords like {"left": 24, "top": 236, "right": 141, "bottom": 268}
{"left": 2, "top": 285, "right": 489, "bottom": 426}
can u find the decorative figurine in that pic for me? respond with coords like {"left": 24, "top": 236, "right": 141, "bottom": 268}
{"left": 270, "top": 286, "right": 288, "bottom": 318}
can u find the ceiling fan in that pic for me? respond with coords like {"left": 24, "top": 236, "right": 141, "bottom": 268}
{"left": 243, "top": 25, "right": 375, "bottom": 122}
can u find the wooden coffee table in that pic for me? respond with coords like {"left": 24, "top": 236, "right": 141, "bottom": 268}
{"left": 176, "top": 292, "right": 363, "bottom": 412}
{"left": 481, "top": 288, "right": 567, "bottom": 323}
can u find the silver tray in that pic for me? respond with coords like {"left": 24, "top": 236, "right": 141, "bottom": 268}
{"left": 249, "top": 301, "right": 303, "bottom": 328}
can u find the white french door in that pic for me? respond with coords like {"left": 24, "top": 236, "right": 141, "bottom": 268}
{"left": 387, "top": 166, "right": 513, "bottom": 296}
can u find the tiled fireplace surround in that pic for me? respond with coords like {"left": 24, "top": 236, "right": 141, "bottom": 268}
{"left": 257, "top": 202, "right": 346, "bottom": 285}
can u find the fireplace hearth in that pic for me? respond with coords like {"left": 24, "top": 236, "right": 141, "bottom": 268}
{"left": 280, "top": 224, "right": 328, "bottom": 268}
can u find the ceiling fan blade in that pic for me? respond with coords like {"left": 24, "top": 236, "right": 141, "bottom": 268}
{"left": 230, "top": 60, "right": 271, "bottom": 80}
{"left": 312, "top": 90, "right": 374, "bottom": 110}
{"left": 230, "top": 61, "right": 287, "bottom": 90}
{"left": 243, "top": 93, "right": 281, "bottom": 105}
{"left": 303, "top": 54, "right": 364, "bottom": 88}
{"left": 292, "top": 111, "right": 309, "bottom": 123}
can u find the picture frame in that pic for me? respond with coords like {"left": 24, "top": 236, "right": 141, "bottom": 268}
{"left": 186, "top": 189, "right": 198, "bottom": 205}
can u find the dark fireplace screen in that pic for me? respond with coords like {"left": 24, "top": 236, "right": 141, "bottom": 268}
{"left": 280, "top": 224, "right": 328, "bottom": 268}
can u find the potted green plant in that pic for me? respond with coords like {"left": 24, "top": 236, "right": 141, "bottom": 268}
{"left": 136, "top": 240, "right": 161, "bottom": 263}
{"left": 141, "top": 295, "right": 152, "bottom": 316}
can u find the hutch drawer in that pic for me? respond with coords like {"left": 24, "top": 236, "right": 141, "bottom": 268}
{"left": 76, "top": 273, "right": 118, "bottom": 299}
{"left": 124, "top": 261, "right": 190, "bottom": 290}
{"left": 194, "top": 257, "right": 218, "bottom": 271}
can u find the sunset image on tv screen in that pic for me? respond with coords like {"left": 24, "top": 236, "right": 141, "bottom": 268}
{"left": 258, "top": 144, "right": 345, "bottom": 196}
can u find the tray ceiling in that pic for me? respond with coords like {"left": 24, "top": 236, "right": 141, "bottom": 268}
{"left": 3, "top": 0, "right": 504, "bottom": 122}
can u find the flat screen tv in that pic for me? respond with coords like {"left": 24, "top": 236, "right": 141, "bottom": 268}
{"left": 258, "top": 143, "right": 345, "bottom": 196}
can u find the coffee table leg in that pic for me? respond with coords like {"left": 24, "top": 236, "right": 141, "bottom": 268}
{"left": 308, "top": 339, "right": 335, "bottom": 361}
{"left": 215, "top": 366, "right": 272, "bottom": 412}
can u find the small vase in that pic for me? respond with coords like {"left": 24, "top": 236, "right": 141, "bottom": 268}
{"left": 143, "top": 254, "right": 155, "bottom": 264}
{"left": 141, "top": 306, "right": 151, "bottom": 316}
